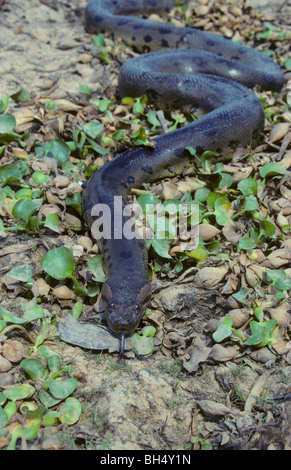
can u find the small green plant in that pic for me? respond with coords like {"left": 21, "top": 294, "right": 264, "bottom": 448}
{"left": 41, "top": 247, "right": 106, "bottom": 299}
{"left": 0, "top": 346, "right": 81, "bottom": 449}
{"left": 93, "top": 33, "right": 111, "bottom": 64}
{"left": 213, "top": 307, "right": 278, "bottom": 351}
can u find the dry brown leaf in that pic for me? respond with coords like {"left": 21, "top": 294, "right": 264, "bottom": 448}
{"left": 210, "top": 344, "right": 239, "bottom": 362}
{"left": 222, "top": 221, "right": 242, "bottom": 243}
{"left": 197, "top": 400, "right": 232, "bottom": 416}
{"left": 193, "top": 266, "right": 229, "bottom": 288}
{"left": 0, "top": 355, "right": 12, "bottom": 373}
{"left": 199, "top": 223, "right": 221, "bottom": 241}
{"left": 268, "top": 123, "right": 290, "bottom": 143}
{"left": 228, "top": 309, "right": 249, "bottom": 328}
{"left": 31, "top": 278, "right": 51, "bottom": 297}
{"left": 53, "top": 285, "right": 74, "bottom": 300}
{"left": 265, "top": 248, "right": 291, "bottom": 268}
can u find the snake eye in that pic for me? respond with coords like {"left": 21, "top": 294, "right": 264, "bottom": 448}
{"left": 135, "top": 304, "right": 140, "bottom": 312}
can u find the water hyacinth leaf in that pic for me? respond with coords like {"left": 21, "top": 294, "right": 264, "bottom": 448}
{"left": 41, "top": 247, "right": 76, "bottom": 280}
{"left": 149, "top": 238, "right": 172, "bottom": 259}
{"left": 0, "top": 163, "right": 22, "bottom": 185}
{"left": 239, "top": 236, "right": 257, "bottom": 251}
{"left": 20, "top": 358, "right": 46, "bottom": 381}
{"left": 44, "top": 213, "right": 60, "bottom": 233}
{"left": 0, "top": 305, "right": 27, "bottom": 324}
{"left": 243, "top": 195, "right": 259, "bottom": 212}
{"left": 238, "top": 178, "right": 258, "bottom": 196}
{"left": 43, "top": 410, "right": 59, "bottom": 426}
{"left": 0, "top": 406, "right": 8, "bottom": 427}
{"left": 57, "top": 397, "right": 82, "bottom": 425}
{"left": 131, "top": 332, "right": 155, "bottom": 356}
{"left": 87, "top": 255, "right": 107, "bottom": 283}
{"left": 213, "top": 316, "right": 233, "bottom": 342}
{"left": 259, "top": 162, "right": 286, "bottom": 178}
{"left": 138, "top": 194, "right": 159, "bottom": 213}
{"left": 4, "top": 401, "right": 16, "bottom": 420}
{"left": 266, "top": 269, "right": 291, "bottom": 291}
{"left": 38, "top": 390, "right": 61, "bottom": 409}
{"left": 36, "top": 139, "right": 70, "bottom": 164}
{"left": 23, "top": 306, "right": 46, "bottom": 322}
{"left": 0, "top": 113, "right": 16, "bottom": 134}
{"left": 79, "top": 121, "right": 104, "bottom": 139}
{"left": 7, "top": 418, "right": 41, "bottom": 450}
{"left": 6, "top": 264, "right": 34, "bottom": 283}
{"left": 12, "top": 198, "right": 42, "bottom": 222}
{"left": 10, "top": 86, "right": 30, "bottom": 103}
{"left": 65, "top": 192, "right": 82, "bottom": 215}
{"left": 32, "top": 171, "right": 50, "bottom": 185}
{"left": 44, "top": 378, "right": 78, "bottom": 399}
{"left": 3, "top": 384, "right": 36, "bottom": 402}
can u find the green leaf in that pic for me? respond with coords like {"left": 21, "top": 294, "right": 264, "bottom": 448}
{"left": 12, "top": 198, "right": 42, "bottom": 222}
{"left": 7, "top": 418, "right": 41, "bottom": 450}
{"left": 3, "top": 384, "right": 36, "bottom": 402}
{"left": 36, "top": 139, "right": 70, "bottom": 164}
{"left": 44, "top": 213, "right": 60, "bottom": 233}
{"left": 20, "top": 358, "right": 46, "bottom": 380}
{"left": 232, "top": 287, "right": 249, "bottom": 305}
{"left": 186, "top": 245, "right": 208, "bottom": 262}
{"left": 41, "top": 247, "right": 76, "bottom": 280}
{"left": 79, "top": 121, "right": 104, "bottom": 139}
{"left": 0, "top": 305, "right": 27, "bottom": 324}
{"left": 259, "top": 220, "right": 275, "bottom": 238}
{"left": 238, "top": 178, "right": 258, "bottom": 196}
{"left": 6, "top": 264, "right": 34, "bottom": 283}
{"left": 31, "top": 171, "right": 50, "bottom": 185}
{"left": 259, "top": 163, "right": 286, "bottom": 178}
{"left": 0, "top": 406, "right": 8, "bottom": 427}
{"left": 243, "top": 195, "right": 259, "bottom": 212}
{"left": 65, "top": 192, "right": 82, "bottom": 215}
{"left": 138, "top": 194, "right": 159, "bottom": 213}
{"left": 44, "top": 378, "right": 78, "bottom": 399}
{"left": 10, "top": 86, "right": 30, "bottom": 103}
{"left": 213, "top": 316, "right": 233, "bottom": 342}
{"left": 149, "top": 238, "right": 172, "bottom": 259}
{"left": 0, "top": 95, "right": 9, "bottom": 113}
{"left": 213, "top": 198, "right": 231, "bottom": 226}
{"left": 131, "top": 332, "right": 155, "bottom": 356}
{"left": 43, "top": 410, "right": 59, "bottom": 426}
{"left": 0, "top": 163, "right": 22, "bottom": 185}
{"left": 58, "top": 397, "right": 82, "bottom": 425}
{"left": 238, "top": 236, "right": 257, "bottom": 251}
{"left": 266, "top": 269, "right": 291, "bottom": 291}
{"left": 0, "top": 113, "right": 16, "bottom": 134}
{"left": 87, "top": 255, "right": 107, "bottom": 283}
{"left": 141, "top": 326, "right": 156, "bottom": 337}
{"left": 38, "top": 390, "right": 61, "bottom": 409}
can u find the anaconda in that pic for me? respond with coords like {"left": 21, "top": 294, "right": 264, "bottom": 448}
{"left": 82, "top": 0, "right": 284, "bottom": 341}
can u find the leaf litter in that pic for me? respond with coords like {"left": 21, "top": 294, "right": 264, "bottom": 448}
{"left": 0, "top": 0, "right": 290, "bottom": 451}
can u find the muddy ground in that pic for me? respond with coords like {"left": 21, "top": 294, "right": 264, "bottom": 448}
{"left": 0, "top": 0, "right": 290, "bottom": 451}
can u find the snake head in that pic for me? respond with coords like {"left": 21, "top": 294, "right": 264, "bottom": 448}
{"left": 100, "top": 277, "right": 152, "bottom": 335}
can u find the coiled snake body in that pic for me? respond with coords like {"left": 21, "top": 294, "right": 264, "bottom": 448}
{"left": 83, "top": 0, "right": 284, "bottom": 339}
